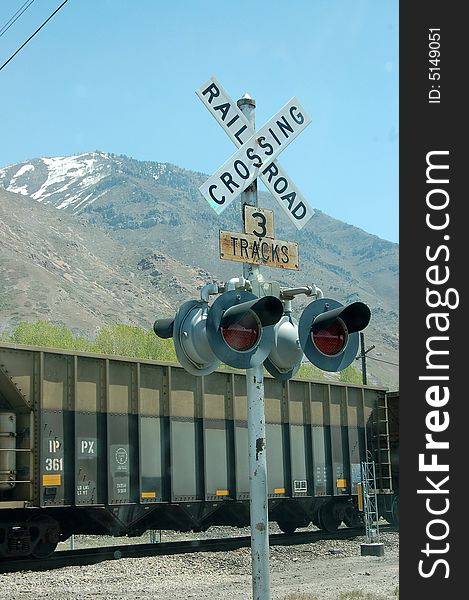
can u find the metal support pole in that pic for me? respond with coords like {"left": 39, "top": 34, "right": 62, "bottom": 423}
{"left": 246, "top": 364, "right": 270, "bottom": 600}
{"left": 238, "top": 94, "right": 271, "bottom": 600}
{"left": 238, "top": 94, "right": 261, "bottom": 285}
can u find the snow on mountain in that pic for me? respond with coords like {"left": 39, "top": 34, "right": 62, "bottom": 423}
{"left": 0, "top": 151, "right": 171, "bottom": 213}
{"left": 0, "top": 152, "right": 115, "bottom": 211}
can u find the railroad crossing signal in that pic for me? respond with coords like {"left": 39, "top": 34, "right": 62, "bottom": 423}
{"left": 263, "top": 296, "right": 371, "bottom": 379}
{"left": 157, "top": 80, "right": 372, "bottom": 600}
{"left": 207, "top": 290, "right": 283, "bottom": 369}
{"left": 298, "top": 298, "right": 371, "bottom": 372}
{"left": 153, "top": 290, "right": 283, "bottom": 376}
{"left": 196, "top": 76, "right": 314, "bottom": 230}
{"left": 154, "top": 79, "right": 373, "bottom": 380}
{"left": 154, "top": 289, "right": 371, "bottom": 378}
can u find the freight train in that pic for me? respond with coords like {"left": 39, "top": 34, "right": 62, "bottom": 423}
{"left": 0, "top": 343, "right": 399, "bottom": 559}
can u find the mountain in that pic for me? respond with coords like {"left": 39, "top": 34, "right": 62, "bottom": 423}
{"left": 0, "top": 187, "right": 213, "bottom": 335}
{"left": 0, "top": 152, "right": 398, "bottom": 388}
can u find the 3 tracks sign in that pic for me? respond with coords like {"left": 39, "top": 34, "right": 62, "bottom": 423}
{"left": 219, "top": 206, "right": 299, "bottom": 271}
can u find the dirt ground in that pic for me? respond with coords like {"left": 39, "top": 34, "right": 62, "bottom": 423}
{"left": 1, "top": 531, "right": 399, "bottom": 600}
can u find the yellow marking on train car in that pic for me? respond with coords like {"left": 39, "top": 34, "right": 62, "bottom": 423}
{"left": 336, "top": 479, "right": 347, "bottom": 489}
{"left": 216, "top": 489, "right": 230, "bottom": 496}
{"left": 357, "top": 483, "right": 364, "bottom": 511}
{"left": 141, "top": 491, "right": 157, "bottom": 499}
{"left": 42, "top": 474, "right": 61, "bottom": 486}
{"left": 273, "top": 488, "right": 286, "bottom": 494}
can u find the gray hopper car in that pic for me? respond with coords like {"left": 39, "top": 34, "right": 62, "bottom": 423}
{"left": 0, "top": 343, "right": 398, "bottom": 559}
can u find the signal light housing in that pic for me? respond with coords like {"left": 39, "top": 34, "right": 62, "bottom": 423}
{"left": 207, "top": 290, "right": 283, "bottom": 370}
{"left": 298, "top": 298, "right": 371, "bottom": 372}
{"left": 153, "top": 318, "right": 174, "bottom": 339}
{"left": 264, "top": 315, "right": 303, "bottom": 380}
{"left": 311, "top": 317, "right": 347, "bottom": 356}
{"left": 155, "top": 300, "right": 220, "bottom": 377}
{"left": 154, "top": 291, "right": 283, "bottom": 375}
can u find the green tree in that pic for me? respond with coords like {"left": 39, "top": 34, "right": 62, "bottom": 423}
{"left": 339, "top": 364, "right": 363, "bottom": 385}
{"left": 74, "top": 337, "right": 97, "bottom": 352}
{"left": 10, "top": 321, "right": 95, "bottom": 351}
{"left": 5, "top": 320, "right": 178, "bottom": 363}
{"left": 142, "top": 329, "right": 177, "bottom": 362}
{"left": 95, "top": 324, "right": 149, "bottom": 358}
{"left": 94, "top": 324, "right": 177, "bottom": 362}
{"left": 295, "top": 362, "right": 325, "bottom": 380}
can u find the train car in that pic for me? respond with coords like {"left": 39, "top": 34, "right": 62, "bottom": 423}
{"left": 0, "top": 343, "right": 397, "bottom": 559}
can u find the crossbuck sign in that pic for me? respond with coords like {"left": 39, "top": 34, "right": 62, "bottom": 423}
{"left": 196, "top": 76, "right": 314, "bottom": 230}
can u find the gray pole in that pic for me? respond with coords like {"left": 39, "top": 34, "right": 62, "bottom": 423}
{"left": 237, "top": 94, "right": 271, "bottom": 600}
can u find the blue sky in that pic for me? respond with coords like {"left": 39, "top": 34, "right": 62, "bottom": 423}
{"left": 0, "top": 0, "right": 398, "bottom": 242}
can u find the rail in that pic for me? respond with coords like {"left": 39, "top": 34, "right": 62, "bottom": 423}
{"left": 0, "top": 525, "right": 398, "bottom": 573}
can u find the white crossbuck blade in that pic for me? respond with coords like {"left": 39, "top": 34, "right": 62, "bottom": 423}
{"left": 196, "top": 76, "right": 314, "bottom": 230}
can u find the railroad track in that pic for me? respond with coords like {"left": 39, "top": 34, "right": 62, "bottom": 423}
{"left": 0, "top": 525, "right": 398, "bottom": 573}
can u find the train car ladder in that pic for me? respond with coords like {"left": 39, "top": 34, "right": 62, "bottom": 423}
{"left": 370, "top": 394, "right": 393, "bottom": 493}
{"left": 361, "top": 456, "right": 380, "bottom": 543}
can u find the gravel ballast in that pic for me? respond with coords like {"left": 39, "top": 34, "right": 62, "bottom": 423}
{"left": 0, "top": 530, "right": 399, "bottom": 600}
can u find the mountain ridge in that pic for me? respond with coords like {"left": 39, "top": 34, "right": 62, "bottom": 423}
{"left": 0, "top": 152, "right": 398, "bottom": 388}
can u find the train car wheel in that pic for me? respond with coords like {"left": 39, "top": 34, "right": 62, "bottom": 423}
{"left": 342, "top": 506, "right": 364, "bottom": 528}
{"left": 30, "top": 538, "right": 58, "bottom": 558}
{"left": 28, "top": 517, "right": 59, "bottom": 558}
{"left": 318, "top": 503, "right": 341, "bottom": 532}
{"left": 312, "top": 512, "right": 323, "bottom": 529}
{"left": 277, "top": 520, "right": 297, "bottom": 535}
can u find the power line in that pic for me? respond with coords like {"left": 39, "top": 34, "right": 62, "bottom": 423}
{"left": 355, "top": 331, "right": 399, "bottom": 370}
{"left": 0, "top": 0, "right": 36, "bottom": 39}
{"left": 365, "top": 355, "right": 399, "bottom": 367}
{"left": 0, "top": 0, "right": 70, "bottom": 73}
{"left": 0, "top": 0, "right": 32, "bottom": 36}
{"left": 356, "top": 353, "right": 399, "bottom": 367}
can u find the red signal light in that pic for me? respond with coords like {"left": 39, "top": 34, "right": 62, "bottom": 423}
{"left": 312, "top": 318, "right": 348, "bottom": 356}
{"left": 221, "top": 312, "right": 260, "bottom": 351}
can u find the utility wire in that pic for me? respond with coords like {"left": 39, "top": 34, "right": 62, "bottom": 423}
{"left": 0, "top": 0, "right": 32, "bottom": 35}
{"left": 356, "top": 348, "right": 399, "bottom": 368}
{"left": 0, "top": 0, "right": 70, "bottom": 73}
{"left": 0, "top": 0, "right": 36, "bottom": 39}
{"left": 365, "top": 355, "right": 399, "bottom": 367}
